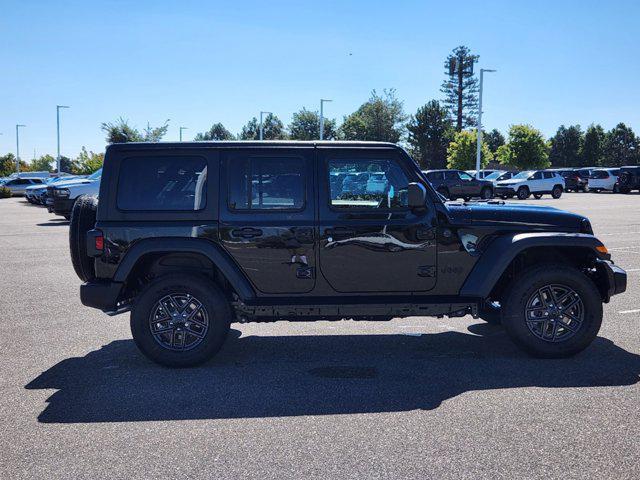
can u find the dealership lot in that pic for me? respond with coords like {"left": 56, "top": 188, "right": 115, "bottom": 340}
{"left": 0, "top": 194, "right": 638, "bottom": 479}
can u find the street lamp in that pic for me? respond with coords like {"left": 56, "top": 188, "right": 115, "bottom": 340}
{"left": 259, "top": 111, "right": 272, "bottom": 140}
{"left": 15, "top": 124, "right": 26, "bottom": 173}
{"left": 320, "top": 99, "right": 332, "bottom": 140}
{"left": 475, "top": 68, "right": 497, "bottom": 175}
{"left": 57, "top": 105, "right": 70, "bottom": 173}
{"left": 179, "top": 126, "right": 188, "bottom": 142}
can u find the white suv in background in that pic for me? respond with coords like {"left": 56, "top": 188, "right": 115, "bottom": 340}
{"left": 588, "top": 168, "right": 620, "bottom": 192}
{"left": 494, "top": 170, "right": 565, "bottom": 200}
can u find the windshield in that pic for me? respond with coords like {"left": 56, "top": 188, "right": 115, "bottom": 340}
{"left": 513, "top": 171, "right": 534, "bottom": 179}
{"left": 88, "top": 168, "right": 102, "bottom": 180}
{"left": 484, "top": 171, "right": 505, "bottom": 180}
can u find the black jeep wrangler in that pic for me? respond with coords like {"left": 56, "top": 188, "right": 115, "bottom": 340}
{"left": 71, "top": 141, "right": 626, "bottom": 367}
{"left": 617, "top": 166, "right": 640, "bottom": 193}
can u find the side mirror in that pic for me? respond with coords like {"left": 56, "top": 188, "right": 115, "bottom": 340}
{"left": 408, "top": 182, "right": 427, "bottom": 210}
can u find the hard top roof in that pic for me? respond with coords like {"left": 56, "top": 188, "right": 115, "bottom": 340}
{"left": 106, "top": 140, "right": 400, "bottom": 152}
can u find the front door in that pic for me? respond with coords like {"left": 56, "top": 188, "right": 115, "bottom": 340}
{"left": 318, "top": 148, "right": 437, "bottom": 293}
{"left": 219, "top": 147, "right": 316, "bottom": 294}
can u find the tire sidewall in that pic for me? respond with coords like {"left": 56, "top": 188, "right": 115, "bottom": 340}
{"left": 552, "top": 186, "right": 563, "bottom": 198}
{"left": 517, "top": 186, "right": 529, "bottom": 200}
{"left": 130, "top": 274, "right": 231, "bottom": 368}
{"left": 502, "top": 265, "right": 602, "bottom": 358}
{"left": 481, "top": 187, "right": 492, "bottom": 199}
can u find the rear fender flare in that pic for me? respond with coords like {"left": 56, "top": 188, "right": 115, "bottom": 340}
{"left": 113, "top": 238, "right": 255, "bottom": 301}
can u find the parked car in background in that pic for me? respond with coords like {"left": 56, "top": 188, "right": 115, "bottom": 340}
{"left": 588, "top": 168, "right": 620, "bottom": 192}
{"left": 617, "top": 166, "right": 640, "bottom": 193}
{"left": 423, "top": 169, "right": 494, "bottom": 200}
{"left": 25, "top": 175, "right": 81, "bottom": 204}
{"left": 484, "top": 170, "right": 518, "bottom": 185}
{"left": 0, "top": 177, "right": 46, "bottom": 196}
{"left": 495, "top": 170, "right": 565, "bottom": 199}
{"left": 49, "top": 169, "right": 102, "bottom": 219}
{"left": 466, "top": 169, "right": 498, "bottom": 180}
{"left": 545, "top": 169, "right": 586, "bottom": 192}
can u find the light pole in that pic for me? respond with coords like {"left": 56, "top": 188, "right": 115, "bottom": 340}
{"left": 179, "top": 126, "right": 188, "bottom": 142}
{"left": 259, "top": 111, "right": 272, "bottom": 140}
{"left": 57, "top": 105, "right": 70, "bottom": 173}
{"left": 319, "top": 99, "right": 332, "bottom": 140}
{"left": 475, "top": 68, "right": 496, "bottom": 175}
{"left": 15, "top": 124, "right": 26, "bottom": 173}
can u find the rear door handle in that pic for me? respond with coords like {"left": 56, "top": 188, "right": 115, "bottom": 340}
{"left": 231, "top": 227, "right": 263, "bottom": 238}
{"left": 325, "top": 227, "right": 355, "bottom": 237}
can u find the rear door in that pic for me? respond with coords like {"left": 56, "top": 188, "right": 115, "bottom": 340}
{"left": 317, "top": 147, "right": 437, "bottom": 293}
{"left": 219, "top": 147, "right": 316, "bottom": 294}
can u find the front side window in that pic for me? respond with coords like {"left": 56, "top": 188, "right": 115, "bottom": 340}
{"left": 117, "top": 156, "right": 207, "bottom": 211}
{"left": 328, "top": 158, "right": 409, "bottom": 209}
{"left": 228, "top": 156, "right": 305, "bottom": 210}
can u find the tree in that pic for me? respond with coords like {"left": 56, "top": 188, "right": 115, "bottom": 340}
{"left": 497, "top": 124, "right": 550, "bottom": 170}
{"left": 30, "top": 154, "right": 55, "bottom": 172}
{"left": 100, "top": 117, "right": 169, "bottom": 143}
{"left": 582, "top": 124, "right": 606, "bottom": 166}
{"left": 0, "top": 153, "right": 16, "bottom": 177}
{"left": 548, "top": 125, "right": 584, "bottom": 167}
{"left": 603, "top": 123, "right": 638, "bottom": 166}
{"left": 194, "top": 123, "right": 235, "bottom": 141}
{"left": 406, "top": 100, "right": 453, "bottom": 169}
{"left": 484, "top": 129, "right": 505, "bottom": 155}
{"left": 59, "top": 156, "right": 73, "bottom": 173}
{"left": 441, "top": 46, "right": 479, "bottom": 131}
{"left": 288, "top": 108, "right": 337, "bottom": 140}
{"left": 71, "top": 147, "right": 104, "bottom": 174}
{"left": 446, "top": 129, "right": 492, "bottom": 170}
{"left": 339, "top": 89, "right": 406, "bottom": 142}
{"left": 240, "top": 114, "right": 286, "bottom": 140}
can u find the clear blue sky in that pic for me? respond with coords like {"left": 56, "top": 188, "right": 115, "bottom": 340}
{"left": 2, "top": 0, "right": 639, "bottom": 160}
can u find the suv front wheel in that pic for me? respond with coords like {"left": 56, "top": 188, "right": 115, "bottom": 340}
{"left": 501, "top": 264, "right": 602, "bottom": 358}
{"left": 517, "top": 186, "right": 530, "bottom": 200}
{"left": 130, "top": 274, "right": 231, "bottom": 367}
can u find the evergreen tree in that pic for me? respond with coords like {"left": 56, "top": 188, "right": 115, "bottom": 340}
{"left": 582, "top": 124, "right": 606, "bottom": 166}
{"left": 440, "top": 46, "right": 479, "bottom": 131}
{"left": 603, "top": 123, "right": 639, "bottom": 166}
{"left": 194, "top": 123, "right": 235, "bottom": 141}
{"left": 548, "top": 125, "right": 584, "bottom": 167}
{"left": 240, "top": 114, "right": 286, "bottom": 140}
{"left": 483, "top": 129, "right": 505, "bottom": 155}
{"left": 406, "top": 100, "right": 453, "bottom": 169}
{"left": 339, "top": 89, "right": 406, "bottom": 142}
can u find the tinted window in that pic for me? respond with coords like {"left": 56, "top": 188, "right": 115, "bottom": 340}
{"left": 458, "top": 172, "right": 474, "bottom": 181}
{"left": 118, "top": 156, "right": 207, "bottom": 211}
{"left": 228, "top": 156, "right": 304, "bottom": 210}
{"left": 328, "top": 158, "right": 409, "bottom": 209}
{"left": 532, "top": 172, "right": 543, "bottom": 180}
{"left": 543, "top": 172, "right": 554, "bottom": 179}
{"left": 443, "top": 171, "right": 457, "bottom": 180}
{"left": 610, "top": 169, "right": 620, "bottom": 176}
{"left": 425, "top": 172, "right": 441, "bottom": 181}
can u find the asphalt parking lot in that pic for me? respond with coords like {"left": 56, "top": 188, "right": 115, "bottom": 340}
{"left": 0, "top": 194, "right": 638, "bottom": 480}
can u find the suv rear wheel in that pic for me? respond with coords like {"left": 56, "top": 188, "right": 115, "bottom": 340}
{"left": 551, "top": 185, "right": 563, "bottom": 199}
{"left": 131, "top": 274, "right": 231, "bottom": 367}
{"left": 480, "top": 186, "right": 493, "bottom": 199}
{"left": 501, "top": 264, "right": 602, "bottom": 358}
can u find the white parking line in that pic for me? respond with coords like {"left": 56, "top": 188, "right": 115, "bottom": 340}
{"left": 618, "top": 309, "right": 640, "bottom": 314}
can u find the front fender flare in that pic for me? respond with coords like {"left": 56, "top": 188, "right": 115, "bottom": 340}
{"left": 459, "top": 232, "right": 605, "bottom": 298}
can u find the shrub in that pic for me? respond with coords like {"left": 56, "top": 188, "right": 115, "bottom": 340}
{"left": 0, "top": 186, "right": 12, "bottom": 198}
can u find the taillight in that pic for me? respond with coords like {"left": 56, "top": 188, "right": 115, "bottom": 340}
{"left": 95, "top": 235, "right": 104, "bottom": 251}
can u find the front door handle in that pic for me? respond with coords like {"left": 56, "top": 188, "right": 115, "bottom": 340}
{"left": 325, "top": 227, "right": 355, "bottom": 237}
{"left": 231, "top": 227, "right": 263, "bottom": 238}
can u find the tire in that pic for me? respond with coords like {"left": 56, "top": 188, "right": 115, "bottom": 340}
{"left": 130, "top": 274, "right": 231, "bottom": 367}
{"left": 620, "top": 186, "right": 631, "bottom": 194}
{"left": 551, "top": 185, "right": 563, "bottom": 199}
{"left": 517, "top": 186, "right": 530, "bottom": 200}
{"left": 501, "top": 264, "right": 602, "bottom": 358}
{"left": 613, "top": 184, "right": 619, "bottom": 193}
{"left": 480, "top": 187, "right": 493, "bottom": 199}
{"left": 69, "top": 195, "right": 98, "bottom": 282}
{"left": 533, "top": 193, "right": 543, "bottom": 199}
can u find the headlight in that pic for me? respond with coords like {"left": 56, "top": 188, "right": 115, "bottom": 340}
{"left": 55, "top": 188, "right": 70, "bottom": 198}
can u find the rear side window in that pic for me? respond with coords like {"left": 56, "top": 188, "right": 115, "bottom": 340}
{"left": 543, "top": 172, "right": 554, "bottom": 179}
{"left": 327, "top": 158, "right": 409, "bottom": 209}
{"left": 228, "top": 156, "right": 305, "bottom": 210}
{"left": 117, "top": 156, "right": 207, "bottom": 211}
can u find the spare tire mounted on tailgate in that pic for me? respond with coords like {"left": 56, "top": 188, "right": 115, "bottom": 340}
{"left": 69, "top": 195, "right": 98, "bottom": 282}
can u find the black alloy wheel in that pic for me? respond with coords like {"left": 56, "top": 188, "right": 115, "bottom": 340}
{"left": 525, "top": 284, "right": 584, "bottom": 343}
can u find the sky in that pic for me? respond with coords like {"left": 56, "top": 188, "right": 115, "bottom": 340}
{"left": 2, "top": 0, "right": 640, "bottom": 160}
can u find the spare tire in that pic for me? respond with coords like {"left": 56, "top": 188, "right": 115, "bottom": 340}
{"left": 69, "top": 195, "right": 98, "bottom": 282}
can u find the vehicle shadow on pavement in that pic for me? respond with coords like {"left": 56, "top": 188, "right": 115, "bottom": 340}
{"left": 26, "top": 325, "right": 640, "bottom": 423}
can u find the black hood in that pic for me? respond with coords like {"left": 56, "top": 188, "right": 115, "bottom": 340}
{"left": 446, "top": 201, "right": 589, "bottom": 232}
